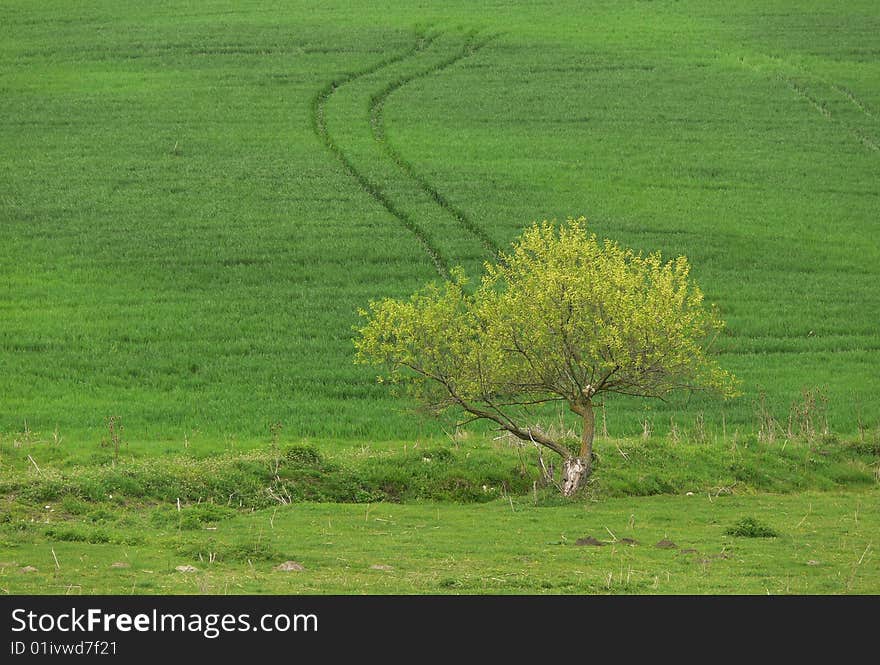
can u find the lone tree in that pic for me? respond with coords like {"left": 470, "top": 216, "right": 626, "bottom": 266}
{"left": 355, "top": 218, "right": 738, "bottom": 496}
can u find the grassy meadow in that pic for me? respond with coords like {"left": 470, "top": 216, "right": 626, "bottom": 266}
{"left": 1, "top": 438, "right": 878, "bottom": 594}
{"left": 1, "top": 1, "right": 878, "bottom": 593}
{"left": 4, "top": 489, "right": 879, "bottom": 595}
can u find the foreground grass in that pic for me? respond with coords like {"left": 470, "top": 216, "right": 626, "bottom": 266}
{"left": 1, "top": 434, "right": 876, "bottom": 594}
{"left": 1, "top": 489, "right": 876, "bottom": 594}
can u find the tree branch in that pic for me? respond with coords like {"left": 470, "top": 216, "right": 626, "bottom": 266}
{"left": 430, "top": 371, "right": 573, "bottom": 459}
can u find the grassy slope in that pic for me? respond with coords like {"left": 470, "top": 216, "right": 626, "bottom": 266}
{"left": 1, "top": 1, "right": 879, "bottom": 445}
{"left": 1, "top": 435, "right": 877, "bottom": 593}
{"left": 2, "top": 434, "right": 877, "bottom": 507}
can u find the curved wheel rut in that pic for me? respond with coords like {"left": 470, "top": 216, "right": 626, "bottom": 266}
{"left": 369, "top": 33, "right": 503, "bottom": 260}
{"left": 312, "top": 29, "right": 499, "bottom": 279}
{"left": 312, "top": 31, "right": 451, "bottom": 278}
{"left": 735, "top": 51, "right": 879, "bottom": 156}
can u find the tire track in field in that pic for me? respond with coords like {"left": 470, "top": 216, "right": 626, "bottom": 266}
{"left": 784, "top": 77, "right": 879, "bottom": 153}
{"left": 733, "top": 51, "right": 879, "bottom": 155}
{"left": 312, "top": 30, "right": 452, "bottom": 279}
{"left": 368, "top": 33, "right": 503, "bottom": 260}
{"left": 832, "top": 84, "right": 876, "bottom": 120}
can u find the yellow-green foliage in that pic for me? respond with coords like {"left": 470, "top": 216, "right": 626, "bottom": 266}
{"left": 355, "top": 218, "right": 738, "bottom": 420}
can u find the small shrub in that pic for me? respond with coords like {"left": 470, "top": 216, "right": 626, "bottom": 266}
{"left": 175, "top": 539, "right": 284, "bottom": 563}
{"left": 418, "top": 447, "right": 456, "bottom": 463}
{"left": 726, "top": 517, "right": 778, "bottom": 538}
{"left": 284, "top": 444, "right": 323, "bottom": 468}
{"left": 151, "top": 503, "right": 237, "bottom": 530}
{"left": 17, "top": 479, "right": 64, "bottom": 502}
{"left": 60, "top": 496, "right": 90, "bottom": 515}
{"left": 845, "top": 439, "right": 880, "bottom": 457}
{"left": 223, "top": 540, "right": 284, "bottom": 562}
{"left": 45, "top": 526, "right": 111, "bottom": 544}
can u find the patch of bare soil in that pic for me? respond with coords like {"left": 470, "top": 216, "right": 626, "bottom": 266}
{"left": 274, "top": 561, "right": 305, "bottom": 572}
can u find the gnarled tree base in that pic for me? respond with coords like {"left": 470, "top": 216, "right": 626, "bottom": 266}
{"left": 561, "top": 456, "right": 591, "bottom": 497}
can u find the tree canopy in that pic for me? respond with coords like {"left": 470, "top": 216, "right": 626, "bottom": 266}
{"left": 355, "top": 218, "right": 738, "bottom": 494}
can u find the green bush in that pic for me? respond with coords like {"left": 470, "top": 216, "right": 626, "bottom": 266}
{"left": 60, "top": 496, "right": 90, "bottom": 515}
{"left": 284, "top": 444, "right": 324, "bottom": 468}
{"left": 174, "top": 538, "right": 284, "bottom": 563}
{"left": 417, "top": 447, "right": 456, "bottom": 463}
{"left": 726, "top": 517, "right": 778, "bottom": 538}
{"left": 45, "top": 526, "right": 110, "bottom": 544}
{"left": 151, "top": 503, "right": 237, "bottom": 529}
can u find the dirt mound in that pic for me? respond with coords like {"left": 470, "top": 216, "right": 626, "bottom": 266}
{"left": 274, "top": 561, "right": 305, "bottom": 572}
{"left": 575, "top": 536, "right": 604, "bottom": 546}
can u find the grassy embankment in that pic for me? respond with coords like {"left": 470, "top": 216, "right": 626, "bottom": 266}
{"left": 1, "top": 433, "right": 877, "bottom": 593}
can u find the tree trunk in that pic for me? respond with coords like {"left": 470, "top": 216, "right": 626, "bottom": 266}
{"left": 579, "top": 399, "right": 595, "bottom": 460}
{"left": 561, "top": 456, "right": 590, "bottom": 496}
{"left": 561, "top": 400, "right": 595, "bottom": 497}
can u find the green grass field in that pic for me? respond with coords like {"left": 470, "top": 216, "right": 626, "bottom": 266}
{"left": 2, "top": 0, "right": 879, "bottom": 442}
{"left": 1, "top": 432, "right": 877, "bottom": 594}
{"left": 1, "top": 1, "right": 878, "bottom": 594}
{"left": 4, "top": 489, "right": 879, "bottom": 594}
{"left": 1, "top": 438, "right": 877, "bottom": 594}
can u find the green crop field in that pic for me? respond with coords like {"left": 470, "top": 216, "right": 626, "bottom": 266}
{"left": 1, "top": 1, "right": 878, "bottom": 595}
